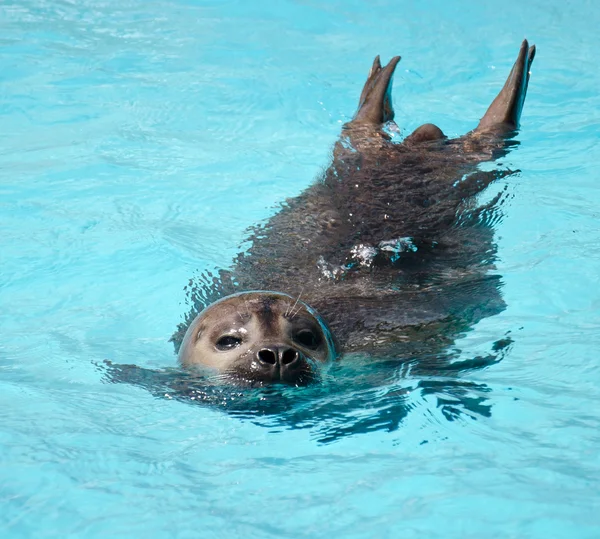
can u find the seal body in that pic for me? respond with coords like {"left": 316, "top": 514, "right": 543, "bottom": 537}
{"left": 176, "top": 41, "right": 536, "bottom": 385}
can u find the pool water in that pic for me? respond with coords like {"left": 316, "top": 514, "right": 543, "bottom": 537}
{"left": 2, "top": 0, "right": 600, "bottom": 537}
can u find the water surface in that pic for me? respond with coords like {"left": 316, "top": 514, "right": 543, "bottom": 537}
{"left": 1, "top": 0, "right": 600, "bottom": 537}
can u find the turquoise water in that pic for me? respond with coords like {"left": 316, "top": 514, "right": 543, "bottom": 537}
{"left": 2, "top": 0, "right": 600, "bottom": 536}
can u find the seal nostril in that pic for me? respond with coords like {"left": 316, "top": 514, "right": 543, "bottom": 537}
{"left": 281, "top": 348, "right": 299, "bottom": 366}
{"left": 257, "top": 349, "right": 277, "bottom": 365}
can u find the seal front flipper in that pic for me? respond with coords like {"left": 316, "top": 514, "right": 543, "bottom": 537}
{"left": 348, "top": 55, "right": 401, "bottom": 127}
{"left": 474, "top": 39, "right": 536, "bottom": 136}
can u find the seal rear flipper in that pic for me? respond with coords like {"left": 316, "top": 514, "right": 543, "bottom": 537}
{"left": 348, "top": 55, "right": 401, "bottom": 127}
{"left": 474, "top": 39, "right": 536, "bottom": 136}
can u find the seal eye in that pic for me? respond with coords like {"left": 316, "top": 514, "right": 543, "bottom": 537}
{"left": 215, "top": 335, "right": 242, "bottom": 351}
{"left": 294, "top": 329, "right": 321, "bottom": 350}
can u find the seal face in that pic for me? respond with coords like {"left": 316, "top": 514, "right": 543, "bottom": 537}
{"left": 178, "top": 292, "right": 336, "bottom": 386}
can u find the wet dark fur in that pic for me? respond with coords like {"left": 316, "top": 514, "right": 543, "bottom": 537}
{"left": 172, "top": 42, "right": 536, "bottom": 367}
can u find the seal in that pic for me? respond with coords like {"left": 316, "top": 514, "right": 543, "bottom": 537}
{"left": 171, "top": 40, "right": 536, "bottom": 386}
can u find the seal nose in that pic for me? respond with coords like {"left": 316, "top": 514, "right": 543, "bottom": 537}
{"left": 256, "top": 346, "right": 300, "bottom": 368}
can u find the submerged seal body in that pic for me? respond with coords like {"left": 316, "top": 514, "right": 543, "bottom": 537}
{"left": 176, "top": 41, "right": 536, "bottom": 386}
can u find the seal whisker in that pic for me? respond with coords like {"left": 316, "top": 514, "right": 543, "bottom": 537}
{"left": 291, "top": 304, "right": 303, "bottom": 320}
{"left": 289, "top": 288, "right": 304, "bottom": 320}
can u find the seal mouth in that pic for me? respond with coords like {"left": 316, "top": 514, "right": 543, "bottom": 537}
{"left": 223, "top": 372, "right": 318, "bottom": 388}
{"left": 226, "top": 353, "right": 319, "bottom": 387}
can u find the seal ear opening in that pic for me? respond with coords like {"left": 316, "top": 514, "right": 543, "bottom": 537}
{"left": 475, "top": 39, "right": 536, "bottom": 135}
{"left": 350, "top": 55, "right": 401, "bottom": 126}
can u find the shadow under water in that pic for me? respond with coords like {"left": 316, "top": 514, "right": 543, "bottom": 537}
{"left": 100, "top": 333, "right": 512, "bottom": 444}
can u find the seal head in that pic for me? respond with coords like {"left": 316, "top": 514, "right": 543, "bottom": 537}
{"left": 178, "top": 292, "right": 336, "bottom": 386}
